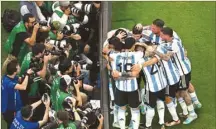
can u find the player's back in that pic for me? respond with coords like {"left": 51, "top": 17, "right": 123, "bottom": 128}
{"left": 110, "top": 51, "right": 143, "bottom": 92}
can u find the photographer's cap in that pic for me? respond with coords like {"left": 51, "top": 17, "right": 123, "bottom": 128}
{"left": 51, "top": 21, "right": 61, "bottom": 31}
{"left": 61, "top": 75, "right": 71, "bottom": 86}
{"left": 59, "top": 1, "right": 70, "bottom": 7}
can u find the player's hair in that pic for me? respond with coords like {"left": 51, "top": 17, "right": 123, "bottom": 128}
{"left": 114, "top": 29, "right": 128, "bottom": 39}
{"left": 32, "top": 43, "right": 45, "bottom": 56}
{"left": 21, "top": 105, "right": 33, "bottom": 119}
{"left": 6, "top": 59, "right": 19, "bottom": 75}
{"left": 23, "top": 13, "right": 34, "bottom": 23}
{"left": 109, "top": 36, "right": 123, "bottom": 51}
{"left": 145, "top": 41, "right": 154, "bottom": 46}
{"left": 161, "top": 27, "right": 173, "bottom": 37}
{"left": 152, "top": 19, "right": 165, "bottom": 28}
{"left": 124, "top": 37, "right": 136, "bottom": 49}
{"left": 132, "top": 25, "right": 142, "bottom": 34}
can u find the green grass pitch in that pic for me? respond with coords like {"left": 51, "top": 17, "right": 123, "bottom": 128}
{"left": 1, "top": 1, "right": 215, "bottom": 129}
{"left": 112, "top": 1, "right": 215, "bottom": 129}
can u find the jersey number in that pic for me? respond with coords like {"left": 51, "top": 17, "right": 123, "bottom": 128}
{"left": 150, "top": 64, "right": 158, "bottom": 75}
{"left": 117, "top": 63, "right": 133, "bottom": 72}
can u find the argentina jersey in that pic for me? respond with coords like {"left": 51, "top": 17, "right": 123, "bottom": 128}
{"left": 110, "top": 51, "right": 143, "bottom": 92}
{"left": 170, "top": 39, "right": 191, "bottom": 76}
{"left": 139, "top": 29, "right": 162, "bottom": 45}
{"left": 156, "top": 44, "right": 181, "bottom": 85}
{"left": 140, "top": 57, "right": 167, "bottom": 92}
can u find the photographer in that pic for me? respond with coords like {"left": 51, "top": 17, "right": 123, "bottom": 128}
{"left": 51, "top": 1, "right": 73, "bottom": 30}
{"left": 19, "top": 43, "right": 51, "bottom": 105}
{"left": 55, "top": 75, "right": 83, "bottom": 111}
{"left": 2, "top": 13, "right": 39, "bottom": 75}
{"left": 1, "top": 59, "right": 33, "bottom": 129}
{"left": 20, "top": 1, "right": 46, "bottom": 22}
{"left": 10, "top": 95, "right": 50, "bottom": 129}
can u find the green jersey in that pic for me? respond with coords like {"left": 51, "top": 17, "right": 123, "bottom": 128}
{"left": 19, "top": 52, "right": 41, "bottom": 97}
{"left": 57, "top": 121, "right": 77, "bottom": 129}
{"left": 4, "top": 21, "right": 29, "bottom": 64}
{"left": 55, "top": 90, "right": 70, "bottom": 111}
{"left": 50, "top": 73, "right": 61, "bottom": 109}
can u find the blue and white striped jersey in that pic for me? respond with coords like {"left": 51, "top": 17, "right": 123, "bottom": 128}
{"left": 140, "top": 57, "right": 167, "bottom": 92}
{"left": 139, "top": 25, "right": 182, "bottom": 45}
{"left": 110, "top": 51, "right": 143, "bottom": 92}
{"left": 156, "top": 44, "right": 181, "bottom": 85}
{"left": 169, "top": 39, "right": 191, "bottom": 75}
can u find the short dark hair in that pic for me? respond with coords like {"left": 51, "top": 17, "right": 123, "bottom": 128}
{"left": 132, "top": 25, "right": 142, "bottom": 34}
{"left": 114, "top": 29, "right": 128, "bottom": 39}
{"left": 21, "top": 105, "right": 33, "bottom": 119}
{"left": 57, "top": 111, "right": 69, "bottom": 128}
{"left": 6, "top": 59, "right": 18, "bottom": 75}
{"left": 32, "top": 43, "right": 45, "bottom": 56}
{"left": 161, "top": 27, "right": 173, "bottom": 37}
{"left": 58, "top": 58, "right": 72, "bottom": 74}
{"left": 124, "top": 37, "right": 136, "bottom": 49}
{"left": 109, "top": 36, "right": 123, "bottom": 51}
{"left": 152, "top": 19, "right": 165, "bottom": 28}
{"left": 23, "top": 13, "right": 34, "bottom": 23}
{"left": 36, "top": 31, "right": 49, "bottom": 43}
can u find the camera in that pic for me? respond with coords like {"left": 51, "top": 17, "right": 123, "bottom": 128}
{"left": 61, "top": 24, "right": 75, "bottom": 36}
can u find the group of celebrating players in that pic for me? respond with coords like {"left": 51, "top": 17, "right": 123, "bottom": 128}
{"left": 102, "top": 19, "right": 202, "bottom": 129}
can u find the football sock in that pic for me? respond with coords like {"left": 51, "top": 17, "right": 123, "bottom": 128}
{"left": 187, "top": 104, "right": 196, "bottom": 116}
{"left": 130, "top": 108, "right": 140, "bottom": 129}
{"left": 157, "top": 100, "right": 165, "bottom": 125}
{"left": 118, "top": 108, "right": 126, "bottom": 129}
{"left": 146, "top": 106, "right": 155, "bottom": 127}
{"left": 178, "top": 97, "right": 188, "bottom": 115}
{"left": 189, "top": 92, "right": 200, "bottom": 104}
{"left": 167, "top": 101, "right": 179, "bottom": 121}
{"left": 113, "top": 104, "right": 119, "bottom": 123}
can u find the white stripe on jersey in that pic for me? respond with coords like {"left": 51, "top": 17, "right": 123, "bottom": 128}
{"left": 110, "top": 51, "right": 143, "bottom": 92}
{"left": 139, "top": 25, "right": 182, "bottom": 45}
{"left": 156, "top": 44, "right": 180, "bottom": 85}
{"left": 169, "top": 39, "right": 191, "bottom": 75}
{"left": 140, "top": 57, "right": 167, "bottom": 92}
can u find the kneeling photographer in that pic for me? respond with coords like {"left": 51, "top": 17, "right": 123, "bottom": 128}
{"left": 19, "top": 43, "right": 51, "bottom": 105}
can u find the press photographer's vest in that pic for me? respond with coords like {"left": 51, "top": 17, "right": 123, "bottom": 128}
{"left": 57, "top": 121, "right": 77, "bottom": 129}
{"left": 55, "top": 90, "right": 70, "bottom": 111}
{"left": 54, "top": 9, "right": 77, "bottom": 25}
{"left": 4, "top": 21, "right": 29, "bottom": 64}
{"left": 49, "top": 31, "right": 57, "bottom": 40}
{"left": 51, "top": 74, "right": 61, "bottom": 109}
{"left": 19, "top": 52, "right": 40, "bottom": 97}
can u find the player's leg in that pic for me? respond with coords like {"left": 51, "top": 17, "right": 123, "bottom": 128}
{"left": 114, "top": 87, "right": 127, "bottom": 129}
{"left": 165, "top": 84, "right": 181, "bottom": 126}
{"left": 156, "top": 88, "right": 166, "bottom": 129}
{"left": 188, "top": 83, "right": 202, "bottom": 109}
{"left": 128, "top": 90, "right": 141, "bottom": 129}
{"left": 145, "top": 90, "right": 157, "bottom": 128}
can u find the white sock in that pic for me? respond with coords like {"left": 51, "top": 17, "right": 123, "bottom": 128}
{"left": 118, "top": 108, "right": 126, "bottom": 129}
{"left": 130, "top": 108, "right": 140, "bottom": 129}
{"left": 178, "top": 97, "right": 188, "bottom": 115}
{"left": 189, "top": 92, "right": 200, "bottom": 104}
{"left": 114, "top": 104, "right": 119, "bottom": 123}
{"left": 157, "top": 100, "right": 165, "bottom": 125}
{"left": 167, "top": 102, "right": 179, "bottom": 121}
{"left": 146, "top": 106, "right": 155, "bottom": 127}
{"left": 187, "top": 104, "right": 196, "bottom": 116}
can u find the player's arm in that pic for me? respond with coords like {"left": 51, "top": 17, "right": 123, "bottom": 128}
{"left": 154, "top": 50, "right": 174, "bottom": 61}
